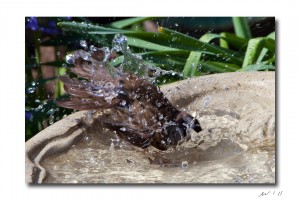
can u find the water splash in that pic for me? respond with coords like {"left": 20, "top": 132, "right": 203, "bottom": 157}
{"left": 80, "top": 40, "right": 88, "bottom": 49}
{"left": 65, "top": 34, "right": 181, "bottom": 81}
{"left": 181, "top": 161, "right": 188, "bottom": 169}
{"left": 203, "top": 96, "right": 212, "bottom": 108}
{"left": 111, "top": 34, "right": 149, "bottom": 77}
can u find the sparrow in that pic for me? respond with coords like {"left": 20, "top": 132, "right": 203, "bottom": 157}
{"left": 57, "top": 49, "right": 202, "bottom": 150}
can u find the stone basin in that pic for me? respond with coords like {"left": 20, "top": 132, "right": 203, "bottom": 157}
{"left": 25, "top": 72, "right": 275, "bottom": 184}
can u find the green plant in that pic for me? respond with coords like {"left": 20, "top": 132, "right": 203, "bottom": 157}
{"left": 56, "top": 17, "right": 275, "bottom": 79}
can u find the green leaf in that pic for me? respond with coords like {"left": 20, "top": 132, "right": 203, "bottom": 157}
{"left": 199, "top": 61, "right": 241, "bottom": 73}
{"left": 91, "top": 28, "right": 243, "bottom": 64}
{"left": 257, "top": 32, "right": 276, "bottom": 63}
{"left": 109, "top": 50, "right": 190, "bottom": 68}
{"left": 183, "top": 33, "right": 220, "bottom": 78}
{"left": 109, "top": 17, "right": 155, "bottom": 29}
{"left": 242, "top": 37, "right": 265, "bottom": 68}
{"left": 142, "top": 51, "right": 192, "bottom": 71}
{"left": 109, "top": 55, "right": 124, "bottom": 66}
{"left": 264, "top": 37, "right": 275, "bottom": 52}
{"left": 220, "top": 32, "right": 249, "bottom": 51}
{"left": 158, "top": 27, "right": 244, "bottom": 65}
{"left": 126, "top": 36, "right": 178, "bottom": 51}
{"left": 242, "top": 37, "right": 275, "bottom": 68}
{"left": 238, "top": 63, "right": 275, "bottom": 71}
{"left": 232, "top": 17, "right": 252, "bottom": 39}
{"left": 57, "top": 22, "right": 132, "bottom": 34}
{"left": 267, "top": 31, "right": 275, "bottom": 40}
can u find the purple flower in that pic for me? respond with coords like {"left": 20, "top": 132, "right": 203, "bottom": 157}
{"left": 25, "top": 111, "right": 33, "bottom": 120}
{"left": 25, "top": 17, "right": 60, "bottom": 34}
{"left": 25, "top": 17, "right": 39, "bottom": 31}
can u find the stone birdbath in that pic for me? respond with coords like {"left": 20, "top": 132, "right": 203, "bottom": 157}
{"left": 25, "top": 72, "right": 275, "bottom": 184}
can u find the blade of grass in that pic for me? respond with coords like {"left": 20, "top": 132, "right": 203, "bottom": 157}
{"left": 126, "top": 36, "right": 178, "bottom": 51}
{"left": 264, "top": 37, "right": 275, "bottom": 52}
{"left": 57, "top": 21, "right": 132, "bottom": 34}
{"left": 238, "top": 63, "right": 275, "bottom": 71}
{"left": 199, "top": 61, "right": 241, "bottom": 73}
{"left": 183, "top": 33, "right": 220, "bottom": 78}
{"left": 91, "top": 29, "right": 244, "bottom": 64}
{"left": 257, "top": 32, "right": 276, "bottom": 63}
{"left": 158, "top": 27, "right": 244, "bottom": 65}
{"left": 220, "top": 32, "right": 249, "bottom": 51}
{"left": 109, "top": 17, "right": 156, "bottom": 29}
{"left": 242, "top": 36, "right": 275, "bottom": 68}
{"left": 54, "top": 68, "right": 67, "bottom": 98}
{"left": 232, "top": 17, "right": 252, "bottom": 39}
{"left": 109, "top": 50, "right": 190, "bottom": 67}
{"left": 242, "top": 37, "right": 264, "bottom": 68}
{"left": 220, "top": 33, "right": 229, "bottom": 49}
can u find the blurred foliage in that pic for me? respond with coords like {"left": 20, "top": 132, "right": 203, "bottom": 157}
{"left": 25, "top": 17, "right": 275, "bottom": 141}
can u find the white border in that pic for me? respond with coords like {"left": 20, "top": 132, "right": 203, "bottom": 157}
{"left": 0, "top": 0, "right": 299, "bottom": 199}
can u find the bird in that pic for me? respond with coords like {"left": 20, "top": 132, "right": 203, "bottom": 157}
{"left": 56, "top": 49, "right": 202, "bottom": 150}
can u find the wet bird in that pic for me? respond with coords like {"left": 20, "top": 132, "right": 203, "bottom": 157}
{"left": 57, "top": 50, "right": 202, "bottom": 150}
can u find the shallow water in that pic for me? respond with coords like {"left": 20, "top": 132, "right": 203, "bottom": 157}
{"left": 40, "top": 73, "right": 275, "bottom": 184}
{"left": 42, "top": 111, "right": 275, "bottom": 184}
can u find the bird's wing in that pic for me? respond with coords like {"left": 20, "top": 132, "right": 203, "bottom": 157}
{"left": 57, "top": 50, "right": 121, "bottom": 110}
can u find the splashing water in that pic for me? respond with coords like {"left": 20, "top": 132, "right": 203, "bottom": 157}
{"left": 65, "top": 34, "right": 182, "bottom": 81}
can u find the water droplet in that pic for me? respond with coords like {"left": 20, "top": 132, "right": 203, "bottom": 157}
{"left": 34, "top": 104, "right": 43, "bottom": 111}
{"left": 159, "top": 114, "right": 164, "bottom": 120}
{"left": 49, "top": 115, "right": 54, "bottom": 124}
{"left": 31, "top": 81, "right": 37, "bottom": 86}
{"left": 80, "top": 40, "right": 87, "bottom": 48}
{"left": 78, "top": 50, "right": 91, "bottom": 61}
{"left": 100, "top": 47, "right": 111, "bottom": 62}
{"left": 47, "top": 108, "right": 54, "bottom": 115}
{"left": 110, "top": 138, "right": 121, "bottom": 147}
{"left": 182, "top": 161, "right": 188, "bottom": 169}
{"left": 142, "top": 119, "right": 148, "bottom": 126}
{"left": 89, "top": 45, "right": 95, "bottom": 51}
{"left": 27, "top": 87, "right": 35, "bottom": 94}
{"left": 66, "top": 54, "right": 75, "bottom": 64}
{"left": 112, "top": 34, "right": 128, "bottom": 53}
{"left": 56, "top": 51, "right": 60, "bottom": 56}
{"left": 120, "top": 127, "right": 126, "bottom": 131}
{"left": 62, "top": 63, "right": 67, "bottom": 68}
{"left": 204, "top": 96, "right": 212, "bottom": 107}
{"left": 167, "top": 138, "right": 171, "bottom": 144}
{"left": 121, "top": 100, "right": 126, "bottom": 106}
{"left": 175, "top": 23, "right": 178, "bottom": 27}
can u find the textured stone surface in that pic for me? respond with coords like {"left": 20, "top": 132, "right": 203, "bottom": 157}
{"left": 25, "top": 72, "right": 275, "bottom": 183}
